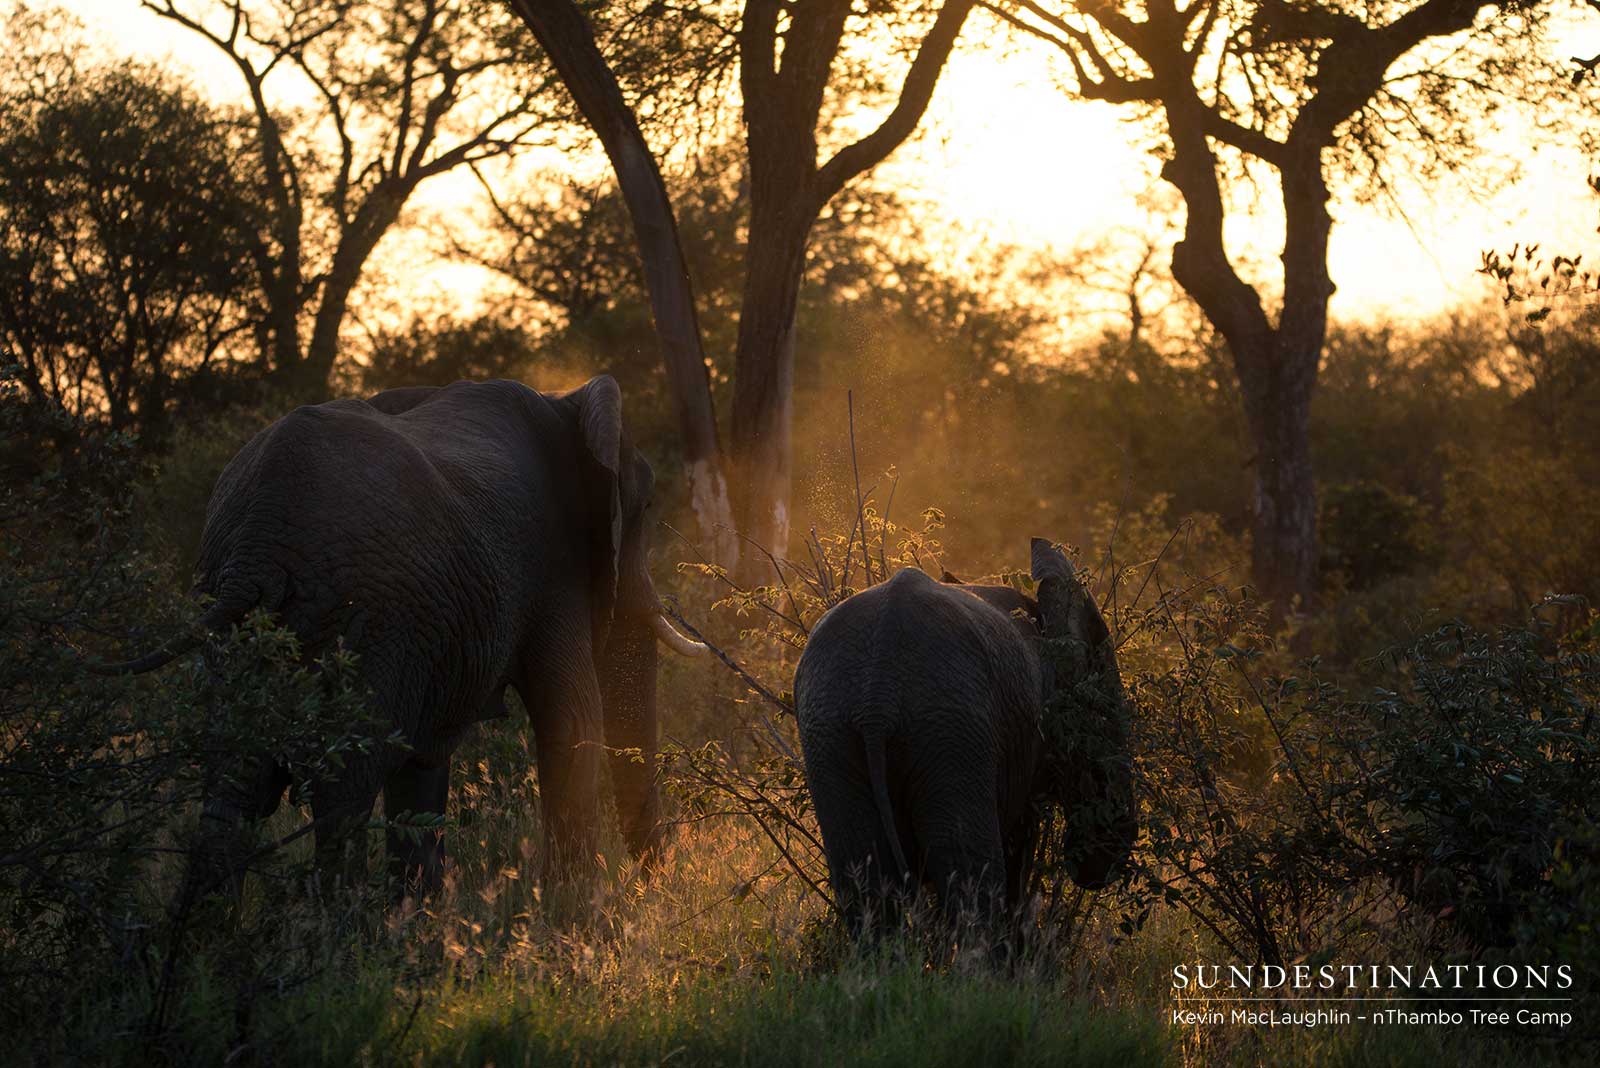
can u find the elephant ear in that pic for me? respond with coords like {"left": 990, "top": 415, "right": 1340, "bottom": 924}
{"left": 1030, "top": 537, "right": 1077, "bottom": 636}
{"left": 571, "top": 376, "right": 624, "bottom": 624}
{"left": 1030, "top": 537, "right": 1109, "bottom": 655}
{"left": 1031, "top": 538, "right": 1134, "bottom": 889}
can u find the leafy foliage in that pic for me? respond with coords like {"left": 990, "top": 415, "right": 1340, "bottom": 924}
{"left": 1334, "top": 621, "right": 1600, "bottom": 947}
{"left": 1319, "top": 480, "right": 1431, "bottom": 591}
{"left": 0, "top": 27, "right": 262, "bottom": 443}
{"left": 1118, "top": 567, "right": 1600, "bottom": 964}
{"left": 0, "top": 374, "right": 384, "bottom": 1051}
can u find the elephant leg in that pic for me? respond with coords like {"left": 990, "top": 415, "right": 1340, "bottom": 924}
{"left": 384, "top": 757, "right": 451, "bottom": 898}
{"left": 310, "top": 787, "right": 378, "bottom": 896}
{"left": 998, "top": 809, "right": 1043, "bottom": 965}
{"left": 909, "top": 759, "right": 1007, "bottom": 925}
{"left": 527, "top": 642, "right": 604, "bottom": 882}
{"left": 805, "top": 737, "right": 909, "bottom": 934}
{"left": 599, "top": 618, "right": 661, "bottom": 863}
{"left": 1005, "top": 808, "right": 1041, "bottom": 913}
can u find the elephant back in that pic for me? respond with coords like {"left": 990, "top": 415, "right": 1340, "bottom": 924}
{"left": 797, "top": 568, "right": 1043, "bottom": 757}
{"left": 193, "top": 383, "right": 571, "bottom": 729}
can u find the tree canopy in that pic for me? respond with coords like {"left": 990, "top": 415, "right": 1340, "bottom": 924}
{"left": 0, "top": 22, "right": 261, "bottom": 442}
{"left": 144, "top": 0, "right": 565, "bottom": 394}
{"left": 986, "top": 0, "right": 1564, "bottom": 608}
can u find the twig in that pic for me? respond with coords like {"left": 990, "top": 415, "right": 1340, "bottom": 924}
{"left": 661, "top": 523, "right": 806, "bottom": 633}
{"left": 1113, "top": 564, "right": 1236, "bottom": 652}
{"left": 1095, "top": 461, "right": 1134, "bottom": 617}
{"left": 657, "top": 603, "right": 797, "bottom": 760}
{"left": 1123, "top": 518, "right": 1189, "bottom": 616}
{"left": 847, "top": 391, "right": 873, "bottom": 587}
{"left": 746, "top": 808, "right": 836, "bottom": 912}
{"left": 805, "top": 526, "right": 835, "bottom": 603}
{"left": 385, "top": 988, "right": 427, "bottom": 1059}
{"left": 729, "top": 528, "right": 811, "bottom": 638}
{"left": 838, "top": 504, "right": 860, "bottom": 593}
{"left": 668, "top": 857, "right": 783, "bottom": 929}
{"left": 879, "top": 474, "right": 898, "bottom": 579}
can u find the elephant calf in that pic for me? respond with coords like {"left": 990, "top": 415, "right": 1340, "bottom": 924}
{"left": 794, "top": 539, "right": 1136, "bottom": 929}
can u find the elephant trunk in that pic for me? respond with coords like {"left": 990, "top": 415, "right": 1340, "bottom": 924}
{"left": 1061, "top": 745, "right": 1136, "bottom": 890}
{"left": 1031, "top": 536, "right": 1137, "bottom": 890}
{"left": 601, "top": 616, "right": 663, "bottom": 861}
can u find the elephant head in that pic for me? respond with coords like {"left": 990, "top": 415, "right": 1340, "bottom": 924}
{"left": 1030, "top": 538, "right": 1137, "bottom": 890}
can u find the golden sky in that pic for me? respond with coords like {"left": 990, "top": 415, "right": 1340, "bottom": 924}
{"left": 62, "top": 0, "right": 1600, "bottom": 331}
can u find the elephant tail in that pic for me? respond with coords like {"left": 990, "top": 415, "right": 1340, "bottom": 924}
{"left": 862, "top": 728, "right": 910, "bottom": 880}
{"left": 87, "top": 584, "right": 258, "bottom": 676}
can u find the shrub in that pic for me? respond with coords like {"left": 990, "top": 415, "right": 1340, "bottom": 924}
{"left": 1443, "top": 445, "right": 1600, "bottom": 611}
{"left": 1118, "top": 565, "right": 1600, "bottom": 963}
{"left": 0, "top": 373, "right": 384, "bottom": 1057}
{"left": 1319, "top": 479, "right": 1432, "bottom": 591}
{"left": 1328, "top": 620, "right": 1600, "bottom": 947}
{"left": 1116, "top": 587, "right": 1354, "bottom": 966}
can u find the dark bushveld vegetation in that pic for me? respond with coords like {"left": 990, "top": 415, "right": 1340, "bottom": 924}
{"left": 4, "top": 1, "right": 1600, "bottom": 1065}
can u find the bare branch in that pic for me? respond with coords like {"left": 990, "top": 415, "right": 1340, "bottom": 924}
{"left": 980, "top": 1, "right": 1159, "bottom": 103}
{"left": 813, "top": 1, "right": 977, "bottom": 209}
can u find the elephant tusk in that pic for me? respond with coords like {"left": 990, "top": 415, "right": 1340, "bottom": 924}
{"left": 652, "top": 611, "right": 707, "bottom": 657}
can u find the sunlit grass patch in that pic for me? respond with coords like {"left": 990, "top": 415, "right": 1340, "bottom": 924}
{"left": 391, "top": 964, "right": 1167, "bottom": 1068}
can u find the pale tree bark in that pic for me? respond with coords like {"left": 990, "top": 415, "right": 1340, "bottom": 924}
{"left": 989, "top": 0, "right": 1539, "bottom": 613}
{"left": 503, "top": 0, "right": 736, "bottom": 561}
{"left": 510, "top": 0, "right": 975, "bottom": 574}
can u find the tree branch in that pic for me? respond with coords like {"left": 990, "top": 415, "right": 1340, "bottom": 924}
{"left": 813, "top": 0, "right": 977, "bottom": 208}
{"left": 1293, "top": 0, "right": 1493, "bottom": 146}
{"left": 981, "top": 2, "right": 1158, "bottom": 103}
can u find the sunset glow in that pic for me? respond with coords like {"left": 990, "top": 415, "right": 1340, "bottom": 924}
{"left": 62, "top": 0, "right": 1600, "bottom": 328}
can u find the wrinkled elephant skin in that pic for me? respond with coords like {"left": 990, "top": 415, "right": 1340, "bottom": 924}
{"left": 794, "top": 540, "right": 1135, "bottom": 930}
{"left": 115, "top": 377, "right": 705, "bottom": 899}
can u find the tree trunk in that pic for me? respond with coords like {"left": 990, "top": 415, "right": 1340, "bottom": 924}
{"left": 263, "top": 260, "right": 303, "bottom": 383}
{"left": 1236, "top": 345, "right": 1319, "bottom": 614}
{"left": 506, "top": 0, "right": 736, "bottom": 563}
{"left": 297, "top": 189, "right": 407, "bottom": 396}
{"left": 729, "top": 206, "right": 811, "bottom": 568}
{"left": 1162, "top": 111, "right": 1328, "bottom": 616}
{"left": 1247, "top": 148, "right": 1335, "bottom": 615}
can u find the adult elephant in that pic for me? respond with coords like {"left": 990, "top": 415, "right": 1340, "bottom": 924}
{"left": 101, "top": 376, "right": 705, "bottom": 894}
{"left": 794, "top": 539, "right": 1136, "bottom": 929}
